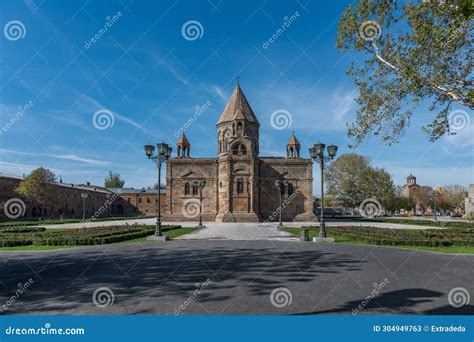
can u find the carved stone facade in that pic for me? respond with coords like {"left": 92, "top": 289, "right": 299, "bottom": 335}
{"left": 164, "top": 83, "right": 317, "bottom": 222}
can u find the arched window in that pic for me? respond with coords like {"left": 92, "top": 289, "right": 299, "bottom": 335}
{"left": 237, "top": 122, "right": 243, "bottom": 135}
{"left": 193, "top": 184, "right": 199, "bottom": 196}
{"left": 237, "top": 178, "right": 244, "bottom": 194}
{"left": 232, "top": 143, "right": 247, "bottom": 155}
{"left": 288, "top": 183, "right": 294, "bottom": 196}
{"left": 184, "top": 183, "right": 190, "bottom": 195}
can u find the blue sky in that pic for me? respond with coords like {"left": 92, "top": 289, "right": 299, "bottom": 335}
{"left": 1, "top": 0, "right": 473, "bottom": 193}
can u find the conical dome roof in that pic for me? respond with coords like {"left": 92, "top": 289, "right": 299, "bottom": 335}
{"left": 217, "top": 83, "right": 259, "bottom": 126}
{"left": 177, "top": 133, "right": 190, "bottom": 146}
{"left": 287, "top": 134, "right": 300, "bottom": 146}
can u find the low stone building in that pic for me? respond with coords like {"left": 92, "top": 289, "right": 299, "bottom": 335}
{"left": 0, "top": 174, "right": 166, "bottom": 220}
{"left": 0, "top": 173, "right": 114, "bottom": 219}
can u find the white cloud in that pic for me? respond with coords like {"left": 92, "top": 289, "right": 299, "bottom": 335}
{"left": 0, "top": 148, "right": 110, "bottom": 166}
{"left": 73, "top": 91, "right": 149, "bottom": 134}
{"left": 212, "top": 86, "right": 229, "bottom": 103}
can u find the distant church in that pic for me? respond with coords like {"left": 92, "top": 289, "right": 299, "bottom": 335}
{"left": 165, "top": 83, "right": 316, "bottom": 222}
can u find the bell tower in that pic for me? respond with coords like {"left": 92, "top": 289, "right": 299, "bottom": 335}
{"left": 215, "top": 81, "right": 261, "bottom": 222}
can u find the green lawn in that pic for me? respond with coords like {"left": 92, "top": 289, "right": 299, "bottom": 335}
{"left": 0, "top": 227, "right": 198, "bottom": 251}
{"left": 282, "top": 227, "right": 474, "bottom": 254}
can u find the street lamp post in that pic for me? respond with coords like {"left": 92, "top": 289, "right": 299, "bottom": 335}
{"left": 309, "top": 143, "right": 338, "bottom": 240}
{"left": 275, "top": 180, "right": 288, "bottom": 227}
{"left": 144, "top": 142, "right": 172, "bottom": 239}
{"left": 431, "top": 190, "right": 437, "bottom": 221}
{"left": 81, "top": 193, "right": 88, "bottom": 221}
{"left": 193, "top": 180, "right": 206, "bottom": 228}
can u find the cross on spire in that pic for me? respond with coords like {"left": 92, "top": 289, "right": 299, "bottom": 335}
{"left": 236, "top": 75, "right": 240, "bottom": 85}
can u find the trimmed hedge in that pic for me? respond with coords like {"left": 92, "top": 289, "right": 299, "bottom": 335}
{"left": 322, "top": 226, "right": 474, "bottom": 247}
{"left": 0, "top": 224, "right": 182, "bottom": 247}
{"left": 0, "top": 227, "right": 46, "bottom": 233}
{"left": 361, "top": 218, "right": 473, "bottom": 229}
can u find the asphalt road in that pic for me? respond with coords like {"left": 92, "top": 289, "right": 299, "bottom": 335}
{"left": 0, "top": 241, "right": 473, "bottom": 315}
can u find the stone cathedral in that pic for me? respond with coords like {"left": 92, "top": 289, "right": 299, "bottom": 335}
{"left": 164, "top": 83, "right": 316, "bottom": 222}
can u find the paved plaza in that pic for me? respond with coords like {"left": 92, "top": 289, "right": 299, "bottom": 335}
{"left": 1, "top": 240, "right": 473, "bottom": 315}
{"left": 41, "top": 218, "right": 444, "bottom": 231}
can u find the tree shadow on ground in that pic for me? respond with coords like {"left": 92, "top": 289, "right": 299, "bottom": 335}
{"left": 0, "top": 242, "right": 361, "bottom": 315}
{"left": 296, "top": 288, "right": 474, "bottom": 315}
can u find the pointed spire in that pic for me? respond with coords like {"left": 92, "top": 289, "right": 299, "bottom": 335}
{"left": 177, "top": 133, "right": 190, "bottom": 145}
{"left": 217, "top": 83, "right": 259, "bottom": 126}
{"left": 286, "top": 132, "right": 301, "bottom": 158}
{"left": 287, "top": 133, "right": 301, "bottom": 146}
{"left": 177, "top": 133, "right": 190, "bottom": 158}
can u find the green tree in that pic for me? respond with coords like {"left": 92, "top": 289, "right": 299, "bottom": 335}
{"left": 16, "top": 167, "right": 59, "bottom": 215}
{"left": 104, "top": 171, "right": 125, "bottom": 188}
{"left": 440, "top": 184, "right": 467, "bottom": 214}
{"left": 325, "top": 153, "right": 395, "bottom": 207}
{"left": 337, "top": 0, "right": 473, "bottom": 145}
